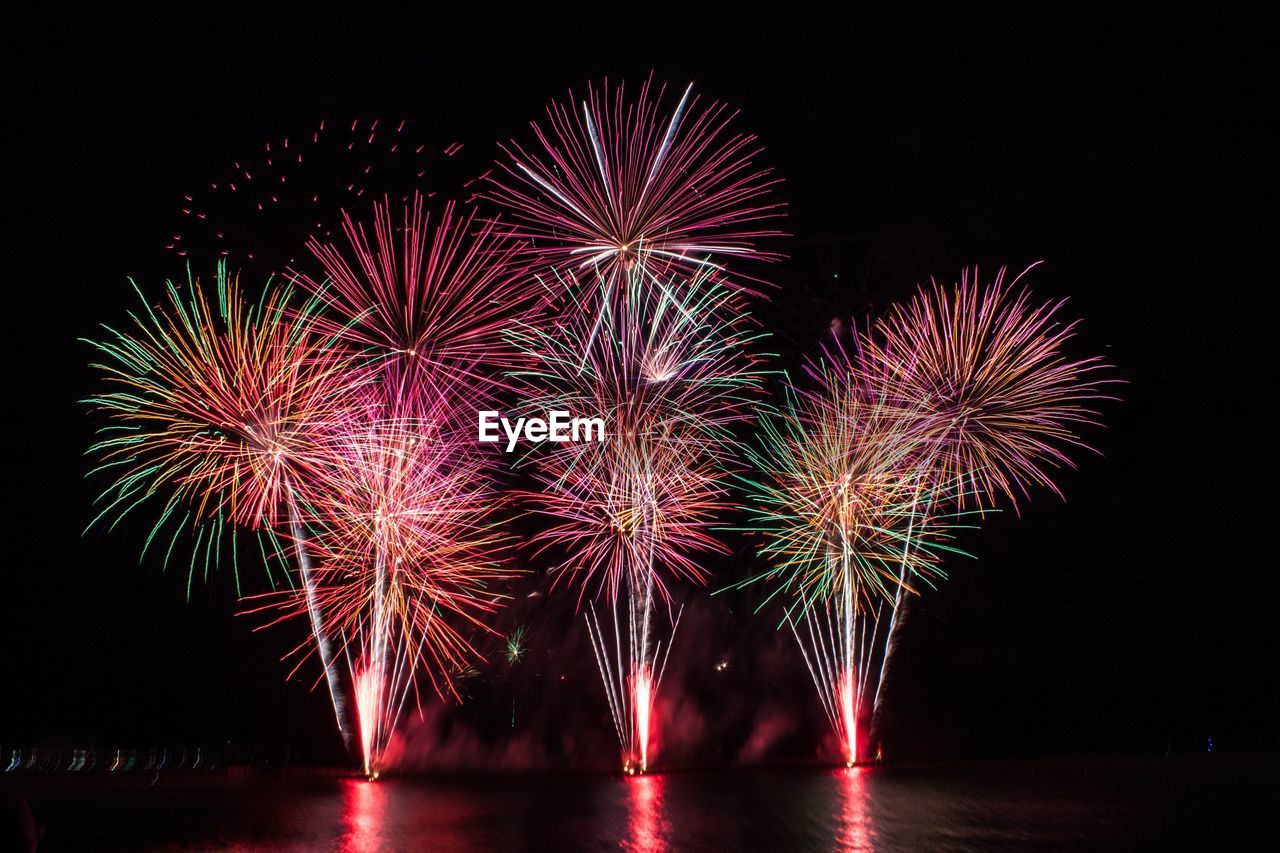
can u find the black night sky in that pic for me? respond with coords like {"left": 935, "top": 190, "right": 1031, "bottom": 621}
{"left": 4, "top": 5, "right": 1273, "bottom": 774}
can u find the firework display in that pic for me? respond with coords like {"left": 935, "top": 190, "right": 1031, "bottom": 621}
{"left": 88, "top": 193, "right": 531, "bottom": 777}
{"left": 492, "top": 79, "right": 783, "bottom": 773}
{"left": 83, "top": 77, "right": 1114, "bottom": 781}
{"left": 284, "top": 375, "right": 514, "bottom": 777}
{"left": 732, "top": 336, "right": 965, "bottom": 764}
{"left": 84, "top": 265, "right": 350, "bottom": 564}
{"left": 736, "top": 266, "right": 1114, "bottom": 762}
{"left": 509, "top": 268, "right": 766, "bottom": 772}
{"left": 859, "top": 266, "right": 1117, "bottom": 737}
{"left": 83, "top": 266, "right": 360, "bottom": 738}
{"left": 864, "top": 264, "right": 1115, "bottom": 509}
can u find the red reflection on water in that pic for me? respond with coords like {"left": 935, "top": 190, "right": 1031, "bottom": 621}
{"left": 624, "top": 772, "right": 669, "bottom": 852}
{"left": 341, "top": 777, "right": 388, "bottom": 853}
{"left": 835, "top": 766, "right": 875, "bottom": 851}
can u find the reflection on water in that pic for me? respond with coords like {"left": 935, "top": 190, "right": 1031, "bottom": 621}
{"left": 625, "top": 773, "right": 669, "bottom": 852}
{"left": 340, "top": 778, "right": 387, "bottom": 853}
{"left": 836, "top": 767, "right": 876, "bottom": 851}
{"left": 7, "top": 757, "right": 1272, "bottom": 850}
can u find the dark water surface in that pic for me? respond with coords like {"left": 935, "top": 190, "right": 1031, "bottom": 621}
{"left": 5, "top": 757, "right": 1275, "bottom": 851}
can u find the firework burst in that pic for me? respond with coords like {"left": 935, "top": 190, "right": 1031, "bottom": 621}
{"left": 84, "top": 264, "right": 355, "bottom": 543}
{"left": 490, "top": 77, "right": 784, "bottom": 288}
{"left": 733, "top": 337, "right": 965, "bottom": 764}
{"left": 861, "top": 265, "right": 1118, "bottom": 736}
{"left": 167, "top": 116, "right": 450, "bottom": 273}
{"left": 738, "top": 267, "right": 1115, "bottom": 762}
{"left": 83, "top": 262, "right": 361, "bottom": 739}
{"left": 863, "top": 264, "right": 1117, "bottom": 509}
{"left": 265, "top": 191, "right": 538, "bottom": 775}
{"left": 267, "top": 374, "right": 515, "bottom": 777}
{"left": 291, "top": 192, "right": 538, "bottom": 390}
{"left": 514, "top": 267, "right": 766, "bottom": 772}
{"left": 515, "top": 268, "right": 766, "bottom": 601}
{"left": 494, "top": 80, "right": 783, "bottom": 771}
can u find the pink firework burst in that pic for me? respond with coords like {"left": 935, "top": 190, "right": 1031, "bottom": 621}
{"left": 515, "top": 269, "right": 767, "bottom": 602}
{"left": 863, "top": 264, "right": 1119, "bottom": 509}
{"left": 489, "top": 77, "right": 785, "bottom": 287}
{"left": 291, "top": 192, "right": 540, "bottom": 390}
